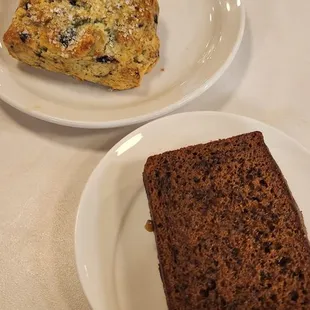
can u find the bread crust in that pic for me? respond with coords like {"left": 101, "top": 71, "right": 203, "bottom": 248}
{"left": 143, "top": 132, "right": 310, "bottom": 310}
{"left": 3, "top": 0, "right": 160, "bottom": 90}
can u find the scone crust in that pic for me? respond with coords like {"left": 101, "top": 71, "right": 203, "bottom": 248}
{"left": 3, "top": 0, "right": 160, "bottom": 90}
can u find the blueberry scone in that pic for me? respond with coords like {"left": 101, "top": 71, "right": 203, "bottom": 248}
{"left": 3, "top": 0, "right": 160, "bottom": 90}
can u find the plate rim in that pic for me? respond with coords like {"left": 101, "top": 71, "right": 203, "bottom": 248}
{"left": 0, "top": 0, "right": 246, "bottom": 129}
{"left": 75, "top": 110, "right": 310, "bottom": 309}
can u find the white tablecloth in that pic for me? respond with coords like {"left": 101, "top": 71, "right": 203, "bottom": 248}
{"left": 1, "top": 0, "right": 310, "bottom": 308}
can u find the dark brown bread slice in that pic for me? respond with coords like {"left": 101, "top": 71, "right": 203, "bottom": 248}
{"left": 143, "top": 131, "right": 310, "bottom": 310}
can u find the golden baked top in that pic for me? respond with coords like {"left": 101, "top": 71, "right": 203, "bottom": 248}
{"left": 5, "top": 0, "right": 159, "bottom": 65}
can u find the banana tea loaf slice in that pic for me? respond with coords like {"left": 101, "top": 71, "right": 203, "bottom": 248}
{"left": 143, "top": 131, "right": 310, "bottom": 310}
{"left": 3, "top": 0, "right": 159, "bottom": 90}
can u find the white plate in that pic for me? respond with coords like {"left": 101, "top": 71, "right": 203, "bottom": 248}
{"left": 75, "top": 111, "right": 310, "bottom": 310}
{"left": 0, "top": 1, "right": 244, "bottom": 128}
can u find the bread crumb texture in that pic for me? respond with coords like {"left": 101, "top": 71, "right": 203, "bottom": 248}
{"left": 3, "top": 0, "right": 160, "bottom": 90}
{"left": 143, "top": 131, "right": 310, "bottom": 310}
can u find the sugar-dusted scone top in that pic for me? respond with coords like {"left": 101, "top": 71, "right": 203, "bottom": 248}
{"left": 3, "top": 0, "right": 160, "bottom": 90}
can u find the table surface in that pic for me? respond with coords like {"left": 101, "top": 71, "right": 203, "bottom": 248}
{"left": 1, "top": 0, "right": 310, "bottom": 309}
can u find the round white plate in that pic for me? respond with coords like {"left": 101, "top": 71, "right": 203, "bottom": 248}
{"left": 0, "top": 1, "right": 245, "bottom": 128}
{"left": 75, "top": 111, "right": 310, "bottom": 310}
